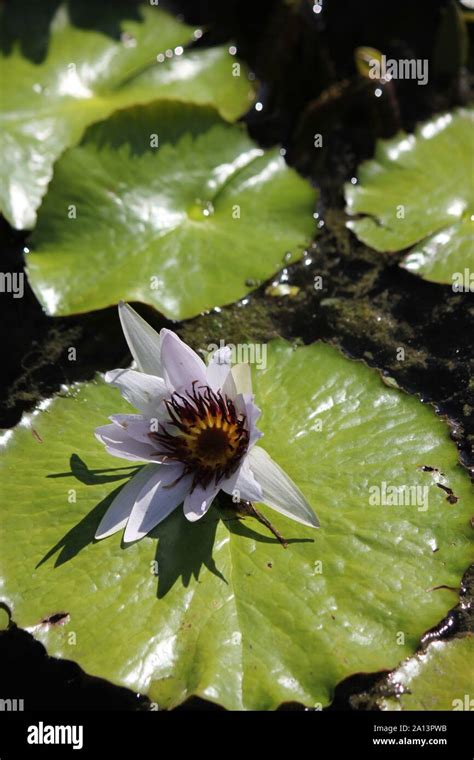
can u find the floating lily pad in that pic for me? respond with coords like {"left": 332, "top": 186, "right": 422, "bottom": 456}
{"left": 26, "top": 101, "right": 315, "bottom": 320}
{"left": 345, "top": 109, "right": 474, "bottom": 284}
{"left": 0, "top": 606, "right": 9, "bottom": 631}
{"left": 0, "top": 341, "right": 472, "bottom": 709}
{"left": 381, "top": 636, "right": 474, "bottom": 711}
{"left": 0, "top": 1, "right": 254, "bottom": 229}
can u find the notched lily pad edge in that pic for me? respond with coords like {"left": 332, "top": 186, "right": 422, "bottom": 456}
{"left": 183, "top": 296, "right": 474, "bottom": 479}
{"left": 319, "top": 335, "right": 474, "bottom": 482}
{"left": 10, "top": 41, "right": 256, "bottom": 233}
{"left": 1, "top": 345, "right": 472, "bottom": 711}
{"left": 343, "top": 108, "right": 474, "bottom": 285}
{"left": 0, "top": 589, "right": 471, "bottom": 712}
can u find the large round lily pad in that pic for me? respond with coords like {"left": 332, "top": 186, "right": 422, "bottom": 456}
{"left": 26, "top": 102, "right": 316, "bottom": 320}
{"left": 345, "top": 109, "right": 474, "bottom": 285}
{"left": 381, "top": 636, "right": 474, "bottom": 711}
{"left": 0, "top": 1, "right": 254, "bottom": 229}
{"left": 0, "top": 341, "right": 472, "bottom": 709}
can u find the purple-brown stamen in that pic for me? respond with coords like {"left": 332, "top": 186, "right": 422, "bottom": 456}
{"left": 149, "top": 383, "right": 249, "bottom": 490}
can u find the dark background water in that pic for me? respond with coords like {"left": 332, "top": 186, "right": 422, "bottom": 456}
{"left": 0, "top": 0, "right": 472, "bottom": 710}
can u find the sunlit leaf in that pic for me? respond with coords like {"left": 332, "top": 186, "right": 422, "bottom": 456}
{"left": 0, "top": 1, "right": 254, "bottom": 229}
{"left": 0, "top": 341, "right": 472, "bottom": 709}
{"left": 345, "top": 109, "right": 474, "bottom": 285}
{"left": 26, "top": 102, "right": 315, "bottom": 320}
{"left": 380, "top": 636, "right": 474, "bottom": 711}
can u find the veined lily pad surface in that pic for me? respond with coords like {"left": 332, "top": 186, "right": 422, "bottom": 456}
{"left": 345, "top": 109, "right": 474, "bottom": 285}
{"left": 26, "top": 102, "right": 316, "bottom": 320}
{"left": 0, "top": 341, "right": 472, "bottom": 710}
{"left": 381, "top": 636, "right": 474, "bottom": 711}
{"left": 0, "top": 1, "right": 254, "bottom": 229}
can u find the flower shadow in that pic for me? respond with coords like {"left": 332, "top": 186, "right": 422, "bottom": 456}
{"left": 223, "top": 515, "right": 314, "bottom": 548}
{"left": 148, "top": 512, "right": 227, "bottom": 599}
{"left": 47, "top": 453, "right": 140, "bottom": 486}
{"left": 40, "top": 456, "right": 228, "bottom": 597}
{"left": 36, "top": 484, "right": 123, "bottom": 569}
{"left": 38, "top": 454, "right": 139, "bottom": 568}
{"left": 39, "top": 456, "right": 313, "bottom": 600}
{"left": 148, "top": 508, "right": 313, "bottom": 599}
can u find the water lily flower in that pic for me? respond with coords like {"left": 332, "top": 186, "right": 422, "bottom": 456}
{"left": 95, "top": 302, "right": 319, "bottom": 542}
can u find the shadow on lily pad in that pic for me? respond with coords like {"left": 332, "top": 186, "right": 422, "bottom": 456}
{"left": 39, "top": 453, "right": 139, "bottom": 567}
{"left": 149, "top": 511, "right": 227, "bottom": 599}
{"left": 36, "top": 486, "right": 120, "bottom": 569}
{"left": 48, "top": 452, "right": 140, "bottom": 485}
{"left": 39, "top": 456, "right": 228, "bottom": 597}
{"left": 39, "top": 455, "right": 313, "bottom": 600}
{"left": 0, "top": 0, "right": 143, "bottom": 63}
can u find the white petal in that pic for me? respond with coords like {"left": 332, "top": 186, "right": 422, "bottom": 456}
{"left": 105, "top": 415, "right": 173, "bottom": 464}
{"left": 124, "top": 465, "right": 191, "bottom": 542}
{"left": 231, "top": 363, "right": 253, "bottom": 395}
{"left": 183, "top": 481, "right": 220, "bottom": 522}
{"left": 248, "top": 446, "right": 320, "bottom": 528}
{"left": 206, "top": 346, "right": 232, "bottom": 391}
{"left": 95, "top": 464, "right": 157, "bottom": 539}
{"left": 222, "top": 366, "right": 238, "bottom": 400}
{"left": 105, "top": 368, "right": 167, "bottom": 416}
{"left": 118, "top": 302, "right": 163, "bottom": 377}
{"left": 221, "top": 458, "right": 263, "bottom": 502}
{"left": 109, "top": 414, "right": 154, "bottom": 444}
{"left": 160, "top": 329, "right": 207, "bottom": 391}
{"left": 235, "top": 394, "right": 263, "bottom": 449}
{"left": 95, "top": 424, "right": 163, "bottom": 463}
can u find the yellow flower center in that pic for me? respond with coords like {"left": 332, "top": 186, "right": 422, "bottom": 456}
{"left": 150, "top": 384, "right": 249, "bottom": 489}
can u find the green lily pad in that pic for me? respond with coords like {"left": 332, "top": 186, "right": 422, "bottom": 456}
{"left": 26, "top": 101, "right": 315, "bottom": 320}
{"left": 0, "top": 606, "right": 10, "bottom": 631}
{"left": 345, "top": 109, "right": 474, "bottom": 284}
{"left": 0, "top": 341, "right": 472, "bottom": 710}
{"left": 381, "top": 636, "right": 474, "bottom": 711}
{"left": 0, "top": 1, "right": 254, "bottom": 229}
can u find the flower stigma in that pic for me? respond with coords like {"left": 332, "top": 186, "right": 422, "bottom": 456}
{"left": 151, "top": 382, "right": 249, "bottom": 490}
